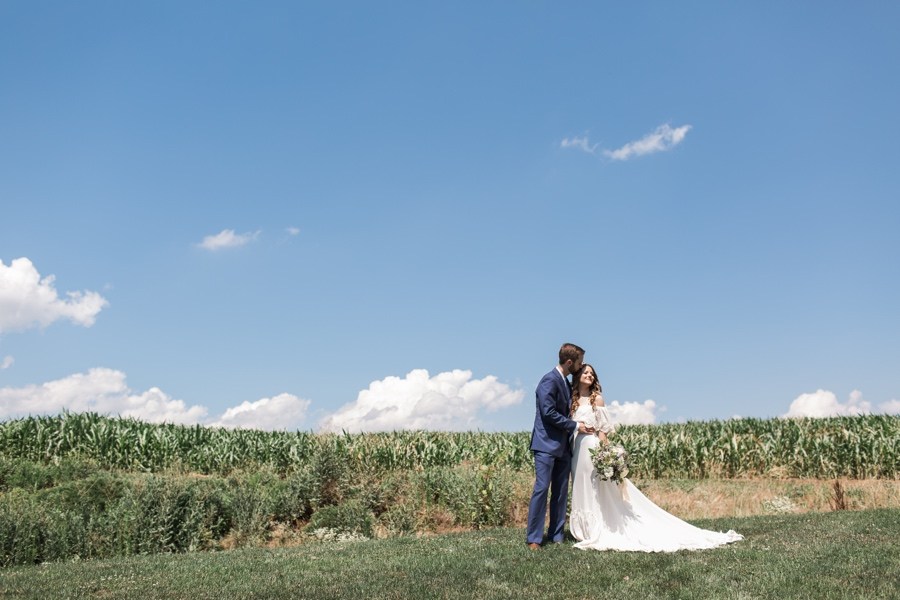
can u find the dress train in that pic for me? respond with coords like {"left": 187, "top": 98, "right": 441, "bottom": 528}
{"left": 570, "top": 403, "right": 743, "bottom": 552}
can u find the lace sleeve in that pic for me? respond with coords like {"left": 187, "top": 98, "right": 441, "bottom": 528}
{"left": 575, "top": 406, "right": 597, "bottom": 430}
{"left": 594, "top": 406, "right": 616, "bottom": 435}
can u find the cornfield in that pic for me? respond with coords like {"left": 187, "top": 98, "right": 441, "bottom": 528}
{"left": 0, "top": 412, "right": 897, "bottom": 479}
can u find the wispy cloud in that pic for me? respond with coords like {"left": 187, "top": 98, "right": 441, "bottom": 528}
{"left": 560, "top": 135, "right": 599, "bottom": 154}
{"left": 603, "top": 123, "right": 692, "bottom": 161}
{"left": 0, "top": 356, "right": 13, "bottom": 370}
{"left": 319, "top": 369, "right": 524, "bottom": 433}
{"left": 0, "top": 257, "right": 108, "bottom": 334}
{"left": 286, "top": 227, "right": 300, "bottom": 236}
{"left": 783, "top": 389, "right": 900, "bottom": 418}
{"left": 197, "top": 229, "right": 261, "bottom": 251}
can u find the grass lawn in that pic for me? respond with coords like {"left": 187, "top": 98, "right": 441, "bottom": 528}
{"left": 2, "top": 509, "right": 897, "bottom": 600}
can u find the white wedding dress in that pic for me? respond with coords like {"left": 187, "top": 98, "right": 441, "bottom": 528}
{"left": 570, "top": 401, "right": 743, "bottom": 552}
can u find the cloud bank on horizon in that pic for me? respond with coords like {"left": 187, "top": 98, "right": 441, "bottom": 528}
{"left": 0, "top": 368, "right": 210, "bottom": 425}
{"left": 319, "top": 369, "right": 524, "bottom": 432}
{"left": 783, "top": 389, "right": 899, "bottom": 419}
{"left": 0, "top": 368, "right": 314, "bottom": 429}
{"left": 1, "top": 366, "right": 897, "bottom": 431}
{"left": 0, "top": 367, "right": 525, "bottom": 431}
{"left": 208, "top": 392, "right": 312, "bottom": 430}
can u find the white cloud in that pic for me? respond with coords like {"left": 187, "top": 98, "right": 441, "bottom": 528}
{"left": 603, "top": 123, "right": 692, "bottom": 161}
{"left": 878, "top": 399, "right": 900, "bottom": 414}
{"left": 0, "top": 368, "right": 208, "bottom": 424}
{"left": 560, "top": 135, "right": 598, "bottom": 154}
{"left": 320, "top": 369, "right": 524, "bottom": 433}
{"left": 783, "top": 390, "right": 899, "bottom": 418}
{"left": 0, "top": 368, "right": 312, "bottom": 430}
{"left": 209, "top": 393, "right": 311, "bottom": 430}
{"left": 0, "top": 258, "right": 108, "bottom": 334}
{"left": 783, "top": 389, "right": 873, "bottom": 418}
{"left": 286, "top": 227, "right": 300, "bottom": 236}
{"left": 0, "top": 356, "right": 12, "bottom": 370}
{"left": 197, "top": 229, "right": 260, "bottom": 251}
{"left": 606, "top": 399, "right": 662, "bottom": 425}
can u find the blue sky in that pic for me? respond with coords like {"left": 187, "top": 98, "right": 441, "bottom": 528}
{"left": 1, "top": 2, "right": 898, "bottom": 431}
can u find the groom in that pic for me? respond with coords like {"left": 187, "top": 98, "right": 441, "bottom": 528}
{"left": 525, "top": 342, "right": 593, "bottom": 549}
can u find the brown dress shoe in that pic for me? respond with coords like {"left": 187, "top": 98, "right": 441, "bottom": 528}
{"left": 527, "top": 543, "right": 541, "bottom": 550}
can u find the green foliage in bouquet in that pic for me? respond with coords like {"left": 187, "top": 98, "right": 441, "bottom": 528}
{"left": 590, "top": 443, "right": 631, "bottom": 485}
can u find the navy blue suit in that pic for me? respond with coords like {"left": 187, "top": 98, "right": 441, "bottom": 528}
{"left": 525, "top": 368, "right": 578, "bottom": 545}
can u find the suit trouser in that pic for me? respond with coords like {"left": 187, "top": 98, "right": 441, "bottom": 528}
{"left": 525, "top": 450, "right": 571, "bottom": 544}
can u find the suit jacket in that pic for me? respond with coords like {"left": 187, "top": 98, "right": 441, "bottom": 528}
{"left": 530, "top": 368, "right": 578, "bottom": 457}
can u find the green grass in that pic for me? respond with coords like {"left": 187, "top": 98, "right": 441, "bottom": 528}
{"left": 2, "top": 509, "right": 897, "bottom": 600}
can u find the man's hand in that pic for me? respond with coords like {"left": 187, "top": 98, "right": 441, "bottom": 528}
{"left": 577, "top": 422, "right": 595, "bottom": 434}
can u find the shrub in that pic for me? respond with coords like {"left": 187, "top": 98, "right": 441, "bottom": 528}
{"left": 266, "top": 472, "right": 311, "bottom": 524}
{"left": 39, "top": 471, "right": 128, "bottom": 517}
{"left": 378, "top": 502, "right": 418, "bottom": 535}
{"left": 310, "top": 439, "right": 351, "bottom": 507}
{"left": 0, "top": 456, "right": 102, "bottom": 493}
{"left": 416, "top": 464, "right": 513, "bottom": 529}
{"left": 224, "top": 472, "right": 278, "bottom": 545}
{"left": 305, "top": 500, "right": 375, "bottom": 538}
{"left": 0, "top": 489, "right": 93, "bottom": 565}
{"left": 105, "top": 476, "right": 232, "bottom": 555}
{"left": 473, "top": 465, "right": 513, "bottom": 528}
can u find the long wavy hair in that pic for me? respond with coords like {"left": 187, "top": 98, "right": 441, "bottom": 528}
{"left": 571, "top": 363, "right": 603, "bottom": 416}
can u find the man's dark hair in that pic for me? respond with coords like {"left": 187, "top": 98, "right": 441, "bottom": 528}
{"left": 559, "top": 343, "right": 585, "bottom": 365}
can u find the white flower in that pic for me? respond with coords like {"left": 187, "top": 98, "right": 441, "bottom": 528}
{"left": 590, "top": 443, "right": 632, "bottom": 484}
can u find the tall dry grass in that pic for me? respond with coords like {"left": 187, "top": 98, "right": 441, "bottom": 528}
{"left": 502, "top": 476, "right": 900, "bottom": 525}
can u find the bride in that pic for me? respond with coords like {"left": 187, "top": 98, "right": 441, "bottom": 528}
{"left": 569, "top": 364, "right": 743, "bottom": 552}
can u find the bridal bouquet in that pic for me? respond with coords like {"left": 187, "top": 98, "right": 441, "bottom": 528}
{"left": 589, "top": 442, "right": 630, "bottom": 485}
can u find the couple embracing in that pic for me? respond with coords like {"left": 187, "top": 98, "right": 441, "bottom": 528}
{"left": 526, "top": 343, "right": 743, "bottom": 552}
